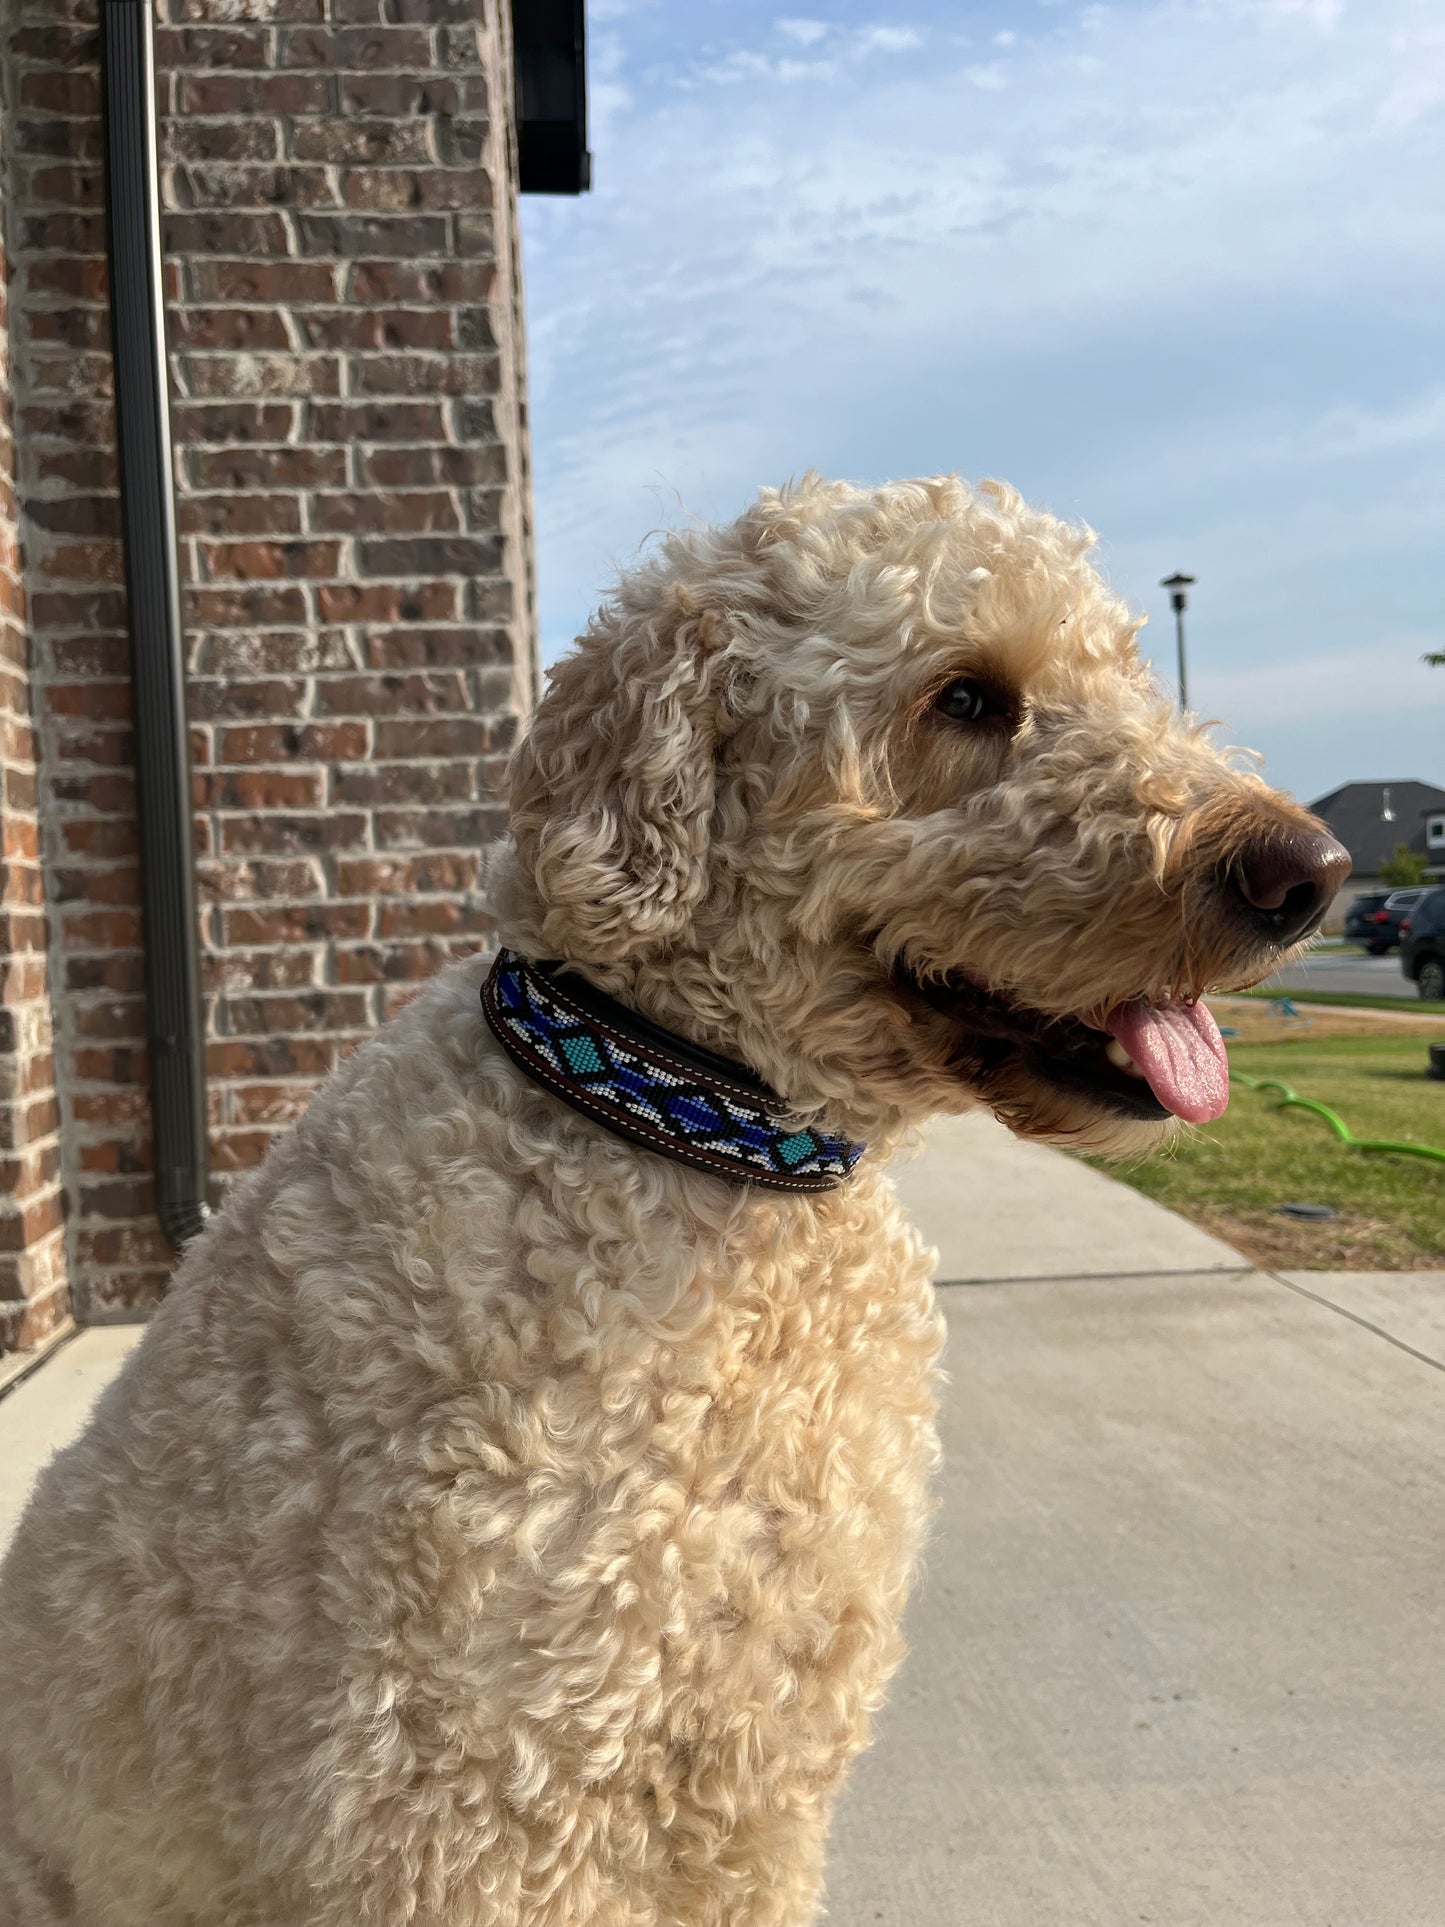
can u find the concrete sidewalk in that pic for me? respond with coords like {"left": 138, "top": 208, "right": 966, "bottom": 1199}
{"left": 892, "top": 1111, "right": 1247, "bottom": 1282}
{"left": 0, "top": 1323, "right": 143, "bottom": 1551}
{"left": 3, "top": 1123, "right": 1444, "bottom": 1924}
{"left": 827, "top": 1265, "right": 1445, "bottom": 1925}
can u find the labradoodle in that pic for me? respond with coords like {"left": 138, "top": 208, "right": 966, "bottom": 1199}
{"left": 0, "top": 476, "right": 1347, "bottom": 1926}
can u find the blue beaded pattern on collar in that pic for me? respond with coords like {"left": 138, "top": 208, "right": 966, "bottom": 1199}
{"left": 482, "top": 948, "right": 866, "bottom": 1193}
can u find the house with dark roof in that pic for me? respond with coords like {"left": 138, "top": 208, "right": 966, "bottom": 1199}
{"left": 1307, "top": 780, "right": 1445, "bottom": 928}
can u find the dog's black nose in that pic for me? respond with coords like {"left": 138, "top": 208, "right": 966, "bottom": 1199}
{"left": 1230, "top": 830, "right": 1351, "bottom": 944}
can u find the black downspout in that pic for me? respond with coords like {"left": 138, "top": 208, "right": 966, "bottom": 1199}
{"left": 100, "top": 0, "right": 209, "bottom": 1252}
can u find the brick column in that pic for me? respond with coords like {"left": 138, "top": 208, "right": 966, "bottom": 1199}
{"left": 0, "top": 76, "right": 70, "bottom": 1358}
{"left": 1, "top": 0, "right": 536, "bottom": 1345}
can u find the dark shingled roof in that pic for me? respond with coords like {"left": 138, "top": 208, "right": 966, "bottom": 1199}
{"left": 1307, "top": 780, "right": 1445, "bottom": 873}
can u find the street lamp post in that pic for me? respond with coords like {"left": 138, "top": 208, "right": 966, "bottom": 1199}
{"left": 1160, "top": 572, "right": 1195, "bottom": 712}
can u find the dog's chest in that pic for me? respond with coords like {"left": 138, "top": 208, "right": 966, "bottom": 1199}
{"left": 408, "top": 1183, "right": 944, "bottom": 1801}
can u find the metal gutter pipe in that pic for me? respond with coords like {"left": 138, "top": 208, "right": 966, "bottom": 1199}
{"left": 99, "top": 0, "right": 209, "bottom": 1251}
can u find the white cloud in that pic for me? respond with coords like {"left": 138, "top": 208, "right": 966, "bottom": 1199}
{"left": 853, "top": 25, "right": 925, "bottom": 55}
{"left": 775, "top": 17, "right": 829, "bottom": 45}
{"left": 1266, "top": 0, "right": 1345, "bottom": 25}
{"left": 677, "top": 21, "right": 924, "bottom": 90}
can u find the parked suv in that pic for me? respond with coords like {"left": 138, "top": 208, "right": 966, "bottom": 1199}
{"left": 1346, "top": 886, "right": 1429, "bottom": 953}
{"left": 1399, "top": 887, "right": 1445, "bottom": 1001}
{"left": 1344, "top": 890, "right": 1392, "bottom": 946}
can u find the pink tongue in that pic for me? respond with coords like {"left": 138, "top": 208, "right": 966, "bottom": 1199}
{"left": 1103, "top": 1000, "right": 1230, "bottom": 1124}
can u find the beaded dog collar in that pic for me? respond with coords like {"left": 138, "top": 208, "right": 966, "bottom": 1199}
{"left": 481, "top": 948, "right": 866, "bottom": 1194}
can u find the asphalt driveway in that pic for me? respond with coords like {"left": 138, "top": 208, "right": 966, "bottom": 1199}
{"left": 1266, "top": 948, "right": 1418, "bottom": 1000}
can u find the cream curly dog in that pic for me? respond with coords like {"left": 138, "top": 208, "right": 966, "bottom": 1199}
{"left": 0, "top": 476, "right": 1346, "bottom": 1926}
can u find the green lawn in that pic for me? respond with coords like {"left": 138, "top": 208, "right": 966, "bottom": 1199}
{"left": 1238, "top": 985, "right": 1445, "bottom": 1015}
{"left": 1095, "top": 1032, "right": 1445, "bottom": 1270}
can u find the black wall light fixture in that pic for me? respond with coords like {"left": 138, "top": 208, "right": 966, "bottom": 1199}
{"left": 100, "top": 0, "right": 209, "bottom": 1252}
{"left": 512, "top": 0, "right": 592, "bottom": 195}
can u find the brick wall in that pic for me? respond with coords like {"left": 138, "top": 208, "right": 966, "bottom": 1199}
{"left": 1, "top": 0, "right": 536, "bottom": 1345}
{"left": 0, "top": 74, "right": 71, "bottom": 1357}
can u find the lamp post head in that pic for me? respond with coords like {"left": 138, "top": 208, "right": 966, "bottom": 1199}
{"left": 1161, "top": 571, "right": 1195, "bottom": 613}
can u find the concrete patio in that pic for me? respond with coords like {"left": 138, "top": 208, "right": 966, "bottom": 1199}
{"left": 3, "top": 1114, "right": 1443, "bottom": 1923}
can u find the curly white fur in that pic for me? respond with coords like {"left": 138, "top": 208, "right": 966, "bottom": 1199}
{"left": 0, "top": 474, "right": 1328, "bottom": 1926}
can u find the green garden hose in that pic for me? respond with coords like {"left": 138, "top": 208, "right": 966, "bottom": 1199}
{"left": 1230, "top": 1072, "right": 1445, "bottom": 1165}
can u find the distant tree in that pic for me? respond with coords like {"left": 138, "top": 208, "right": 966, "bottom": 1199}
{"left": 1427, "top": 649, "right": 1445, "bottom": 667}
{"left": 1380, "top": 842, "right": 1428, "bottom": 888}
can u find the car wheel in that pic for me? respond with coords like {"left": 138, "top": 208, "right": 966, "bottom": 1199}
{"left": 1419, "top": 958, "right": 1445, "bottom": 1002}
{"left": 1367, "top": 941, "right": 1389, "bottom": 955}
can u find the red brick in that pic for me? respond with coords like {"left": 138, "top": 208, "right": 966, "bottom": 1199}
{"left": 358, "top": 534, "right": 503, "bottom": 578}
{"left": 206, "top": 1038, "right": 336, "bottom": 1080}
{"left": 180, "top": 72, "right": 331, "bottom": 116}
{"left": 336, "top": 73, "right": 480, "bottom": 118}
{"left": 60, "top": 909, "right": 144, "bottom": 950}
{"left": 217, "top": 722, "right": 368, "bottom": 764}
{"left": 197, "top": 856, "right": 326, "bottom": 903}
{"left": 186, "top": 585, "right": 310, "bottom": 628}
{"left": 219, "top": 902, "right": 372, "bottom": 949}
{"left": 217, "top": 990, "right": 369, "bottom": 1036}
{"left": 308, "top": 400, "right": 447, "bottom": 444}
{"left": 309, "top": 491, "right": 461, "bottom": 535}
{"left": 185, "top": 446, "right": 347, "bottom": 491}
{"left": 290, "top": 119, "right": 434, "bottom": 165}
{"left": 60, "top": 818, "right": 138, "bottom": 859}
{"left": 347, "top": 260, "right": 495, "bottom": 305}
{"left": 228, "top": 1084, "right": 315, "bottom": 1126}
{"left": 52, "top": 866, "right": 141, "bottom": 908}
{"left": 210, "top": 1129, "right": 285, "bottom": 1174}
{"left": 219, "top": 812, "right": 367, "bottom": 855}
{"left": 164, "top": 120, "right": 283, "bottom": 165}
{"left": 201, "top": 541, "right": 343, "bottom": 581}
{"left": 178, "top": 495, "right": 305, "bottom": 538}
{"left": 361, "top": 443, "right": 505, "bottom": 488}
{"left": 334, "top": 852, "right": 480, "bottom": 896}
{"left": 200, "top": 768, "right": 326, "bottom": 810}
{"left": 331, "top": 762, "right": 475, "bottom": 806}
{"left": 204, "top": 948, "right": 321, "bottom": 993}
{"left": 373, "top": 715, "right": 503, "bottom": 758}
{"left": 171, "top": 309, "right": 293, "bottom": 352}
{"left": 335, "top": 939, "right": 461, "bottom": 984}
{"left": 164, "top": 211, "right": 292, "bottom": 257}
{"left": 282, "top": 26, "right": 433, "bottom": 69}
{"left": 174, "top": 402, "right": 298, "bottom": 445}
{"left": 315, "top": 581, "right": 458, "bottom": 624}
{"left": 313, "top": 670, "right": 468, "bottom": 715}
{"left": 182, "top": 352, "right": 340, "bottom": 398}
{"left": 374, "top": 805, "right": 506, "bottom": 850}
{"left": 378, "top": 898, "right": 491, "bottom": 939}
{"left": 187, "top": 680, "right": 308, "bottom": 721}
{"left": 185, "top": 259, "right": 340, "bottom": 304}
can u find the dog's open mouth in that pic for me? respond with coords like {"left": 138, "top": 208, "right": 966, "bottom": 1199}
{"left": 897, "top": 968, "right": 1231, "bottom": 1124}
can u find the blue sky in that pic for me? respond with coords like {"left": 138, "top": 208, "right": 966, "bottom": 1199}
{"left": 519, "top": 0, "right": 1444, "bottom": 806}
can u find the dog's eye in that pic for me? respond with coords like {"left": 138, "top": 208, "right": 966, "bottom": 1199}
{"left": 935, "top": 677, "right": 1006, "bottom": 724}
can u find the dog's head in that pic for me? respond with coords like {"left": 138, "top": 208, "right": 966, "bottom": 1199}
{"left": 503, "top": 475, "right": 1347, "bottom": 1154}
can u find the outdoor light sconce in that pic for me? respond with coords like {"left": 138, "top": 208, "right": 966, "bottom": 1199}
{"left": 511, "top": 0, "right": 592, "bottom": 195}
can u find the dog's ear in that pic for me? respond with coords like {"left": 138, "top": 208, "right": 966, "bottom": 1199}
{"left": 508, "top": 593, "right": 726, "bottom": 961}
